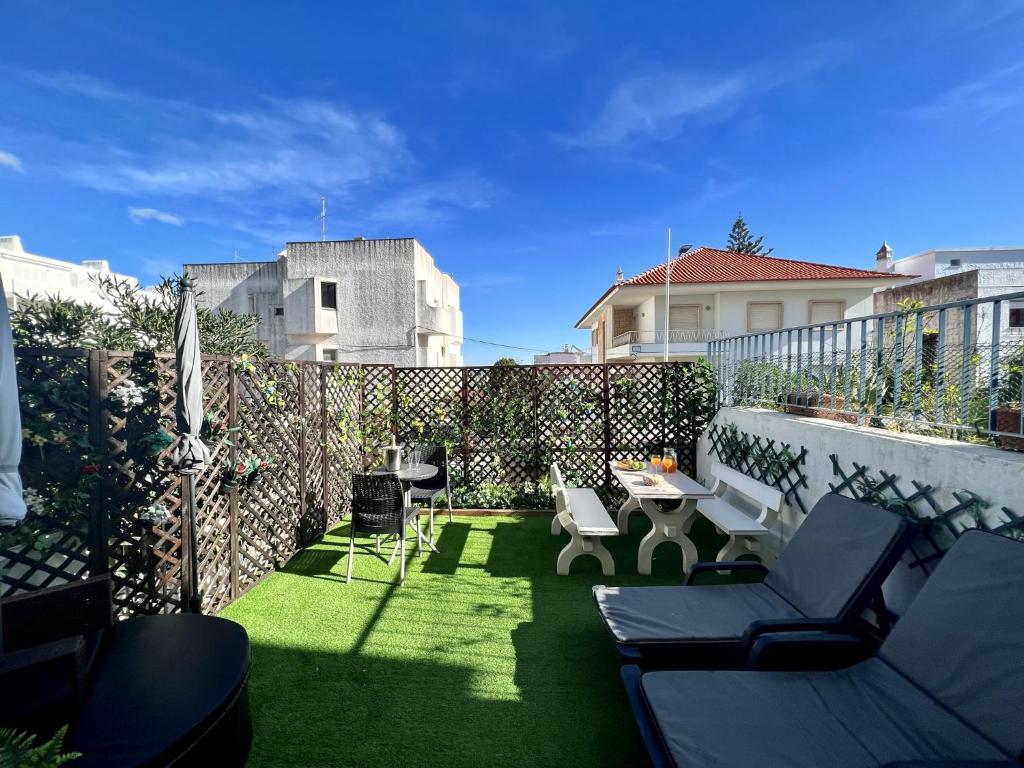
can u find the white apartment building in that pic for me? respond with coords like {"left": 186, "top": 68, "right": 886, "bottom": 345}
{"left": 0, "top": 234, "right": 150, "bottom": 310}
{"left": 577, "top": 246, "right": 901, "bottom": 362}
{"left": 187, "top": 237, "right": 463, "bottom": 367}
{"left": 873, "top": 242, "right": 1024, "bottom": 340}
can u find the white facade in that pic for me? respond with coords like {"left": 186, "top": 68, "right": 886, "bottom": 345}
{"left": 534, "top": 348, "right": 591, "bottom": 365}
{"left": 186, "top": 237, "right": 463, "bottom": 367}
{"left": 881, "top": 246, "right": 1024, "bottom": 296}
{"left": 579, "top": 277, "right": 890, "bottom": 363}
{"left": 0, "top": 234, "right": 151, "bottom": 310}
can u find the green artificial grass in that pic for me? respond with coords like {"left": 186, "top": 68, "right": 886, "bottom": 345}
{"left": 221, "top": 513, "right": 736, "bottom": 768}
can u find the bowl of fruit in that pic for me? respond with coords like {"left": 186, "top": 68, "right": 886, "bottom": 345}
{"left": 615, "top": 459, "right": 646, "bottom": 471}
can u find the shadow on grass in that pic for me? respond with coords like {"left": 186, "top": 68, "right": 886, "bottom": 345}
{"left": 238, "top": 514, "right": 764, "bottom": 767}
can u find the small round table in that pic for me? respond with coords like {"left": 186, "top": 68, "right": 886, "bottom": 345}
{"left": 372, "top": 464, "right": 439, "bottom": 552}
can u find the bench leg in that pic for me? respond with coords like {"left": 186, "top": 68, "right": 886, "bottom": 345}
{"left": 617, "top": 495, "right": 641, "bottom": 534}
{"left": 716, "top": 535, "right": 749, "bottom": 564}
{"left": 557, "top": 533, "right": 615, "bottom": 576}
{"left": 551, "top": 514, "right": 563, "bottom": 535}
{"left": 556, "top": 535, "right": 583, "bottom": 575}
{"left": 590, "top": 536, "right": 615, "bottom": 576}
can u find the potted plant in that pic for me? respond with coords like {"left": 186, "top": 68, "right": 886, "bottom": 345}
{"left": 993, "top": 350, "right": 1024, "bottom": 452}
{"left": 220, "top": 458, "right": 254, "bottom": 493}
{"left": 246, "top": 456, "right": 274, "bottom": 487}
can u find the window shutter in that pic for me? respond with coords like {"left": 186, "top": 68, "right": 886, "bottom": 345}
{"left": 669, "top": 305, "right": 700, "bottom": 330}
{"left": 810, "top": 301, "right": 844, "bottom": 325}
{"left": 748, "top": 302, "right": 782, "bottom": 331}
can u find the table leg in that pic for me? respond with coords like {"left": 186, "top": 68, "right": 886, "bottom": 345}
{"left": 636, "top": 498, "right": 700, "bottom": 576}
{"left": 616, "top": 494, "right": 642, "bottom": 534}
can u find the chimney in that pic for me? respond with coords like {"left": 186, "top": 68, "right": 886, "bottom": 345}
{"left": 615, "top": 267, "right": 624, "bottom": 285}
{"left": 875, "top": 241, "right": 893, "bottom": 272}
{"left": 677, "top": 244, "right": 692, "bottom": 256}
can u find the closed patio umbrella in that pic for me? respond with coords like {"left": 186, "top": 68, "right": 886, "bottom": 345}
{"left": 171, "top": 275, "right": 210, "bottom": 613}
{"left": 0, "top": 276, "right": 26, "bottom": 528}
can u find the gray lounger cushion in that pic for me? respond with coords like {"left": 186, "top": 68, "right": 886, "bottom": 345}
{"left": 593, "top": 583, "right": 801, "bottom": 644}
{"left": 641, "top": 658, "right": 1008, "bottom": 768}
{"left": 879, "top": 531, "right": 1024, "bottom": 759}
{"left": 763, "top": 493, "right": 909, "bottom": 619}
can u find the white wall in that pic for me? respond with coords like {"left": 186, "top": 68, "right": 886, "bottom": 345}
{"left": 698, "top": 406, "right": 1024, "bottom": 612}
{"left": 715, "top": 286, "right": 875, "bottom": 336}
{"left": 1, "top": 235, "right": 155, "bottom": 311}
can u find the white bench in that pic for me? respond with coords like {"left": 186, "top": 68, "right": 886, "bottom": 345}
{"left": 695, "top": 461, "right": 784, "bottom": 563}
{"left": 550, "top": 464, "right": 618, "bottom": 576}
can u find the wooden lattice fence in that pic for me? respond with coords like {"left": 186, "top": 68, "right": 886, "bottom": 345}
{"left": 2, "top": 355, "right": 716, "bottom": 617}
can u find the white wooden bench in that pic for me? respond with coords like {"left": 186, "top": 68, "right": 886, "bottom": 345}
{"left": 695, "top": 461, "right": 784, "bottom": 563}
{"left": 550, "top": 463, "right": 618, "bottom": 576}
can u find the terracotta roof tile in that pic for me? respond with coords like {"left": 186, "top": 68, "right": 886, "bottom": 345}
{"left": 625, "top": 246, "right": 900, "bottom": 285}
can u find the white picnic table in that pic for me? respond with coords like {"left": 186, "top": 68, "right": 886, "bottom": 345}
{"left": 610, "top": 461, "right": 714, "bottom": 575}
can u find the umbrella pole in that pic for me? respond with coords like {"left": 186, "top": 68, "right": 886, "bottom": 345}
{"left": 184, "top": 474, "right": 202, "bottom": 613}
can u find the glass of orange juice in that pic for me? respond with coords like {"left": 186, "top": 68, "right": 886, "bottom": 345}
{"left": 651, "top": 454, "right": 662, "bottom": 471}
{"left": 662, "top": 448, "right": 677, "bottom": 473}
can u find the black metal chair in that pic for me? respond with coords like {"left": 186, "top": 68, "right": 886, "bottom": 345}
{"left": 408, "top": 444, "right": 453, "bottom": 544}
{"left": 348, "top": 472, "right": 420, "bottom": 585}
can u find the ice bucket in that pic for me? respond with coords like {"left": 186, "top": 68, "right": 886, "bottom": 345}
{"left": 383, "top": 445, "right": 402, "bottom": 472}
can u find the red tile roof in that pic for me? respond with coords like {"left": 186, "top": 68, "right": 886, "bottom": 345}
{"left": 625, "top": 246, "right": 900, "bottom": 285}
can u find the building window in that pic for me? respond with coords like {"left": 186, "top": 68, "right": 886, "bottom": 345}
{"left": 808, "top": 300, "right": 845, "bottom": 326}
{"left": 247, "top": 295, "right": 257, "bottom": 314}
{"left": 1010, "top": 301, "right": 1024, "bottom": 329}
{"left": 273, "top": 306, "right": 284, "bottom": 317}
{"left": 949, "top": 258, "right": 961, "bottom": 267}
{"left": 747, "top": 302, "right": 783, "bottom": 332}
{"left": 320, "top": 281, "right": 337, "bottom": 310}
{"left": 669, "top": 304, "right": 700, "bottom": 330}
{"left": 322, "top": 348, "right": 338, "bottom": 362}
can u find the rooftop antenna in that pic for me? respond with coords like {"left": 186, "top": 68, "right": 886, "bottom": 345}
{"left": 233, "top": 250, "right": 239, "bottom": 263}
{"left": 319, "top": 196, "right": 328, "bottom": 242}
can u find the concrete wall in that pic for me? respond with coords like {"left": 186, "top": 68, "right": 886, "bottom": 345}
{"left": 697, "top": 406, "right": 1024, "bottom": 612}
{"left": 186, "top": 261, "right": 284, "bottom": 353}
{"left": 1, "top": 234, "right": 156, "bottom": 311}
{"left": 285, "top": 239, "right": 418, "bottom": 366}
{"left": 187, "top": 237, "right": 463, "bottom": 366}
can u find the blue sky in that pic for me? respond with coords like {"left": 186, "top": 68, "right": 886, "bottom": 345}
{"left": 2, "top": 1, "right": 1024, "bottom": 364}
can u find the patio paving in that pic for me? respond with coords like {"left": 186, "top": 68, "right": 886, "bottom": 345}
{"left": 221, "top": 513, "right": 735, "bottom": 767}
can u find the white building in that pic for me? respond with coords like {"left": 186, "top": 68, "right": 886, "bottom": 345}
{"left": 533, "top": 346, "right": 591, "bottom": 365}
{"left": 873, "top": 242, "right": 1024, "bottom": 340}
{"left": 187, "top": 237, "right": 463, "bottom": 367}
{"left": 576, "top": 246, "right": 901, "bottom": 362}
{"left": 0, "top": 235, "right": 150, "bottom": 310}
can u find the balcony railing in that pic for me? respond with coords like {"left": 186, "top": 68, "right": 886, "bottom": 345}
{"left": 707, "top": 289, "right": 1024, "bottom": 443}
{"left": 612, "top": 329, "right": 728, "bottom": 347}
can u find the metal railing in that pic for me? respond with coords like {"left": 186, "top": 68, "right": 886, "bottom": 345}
{"left": 707, "top": 290, "right": 1024, "bottom": 442}
{"left": 612, "top": 329, "right": 728, "bottom": 347}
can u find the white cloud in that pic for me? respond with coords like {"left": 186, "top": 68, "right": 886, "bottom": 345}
{"left": 369, "top": 173, "right": 495, "bottom": 226}
{"left": 128, "top": 207, "right": 185, "bottom": 226}
{"left": 564, "top": 50, "right": 836, "bottom": 149}
{"left": 12, "top": 70, "right": 493, "bottom": 239}
{"left": 0, "top": 151, "right": 23, "bottom": 173}
{"left": 570, "top": 70, "right": 750, "bottom": 148}
{"left": 907, "top": 63, "right": 1024, "bottom": 122}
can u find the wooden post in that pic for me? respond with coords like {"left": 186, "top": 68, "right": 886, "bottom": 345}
{"left": 320, "top": 365, "right": 330, "bottom": 531}
{"left": 461, "top": 367, "right": 471, "bottom": 490}
{"left": 531, "top": 366, "right": 540, "bottom": 480}
{"left": 297, "top": 364, "right": 307, "bottom": 548}
{"left": 228, "top": 362, "right": 239, "bottom": 601}
{"left": 86, "top": 350, "right": 111, "bottom": 581}
{"left": 601, "top": 363, "right": 612, "bottom": 497}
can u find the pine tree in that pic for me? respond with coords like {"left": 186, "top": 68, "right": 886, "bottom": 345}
{"left": 727, "top": 214, "right": 773, "bottom": 256}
